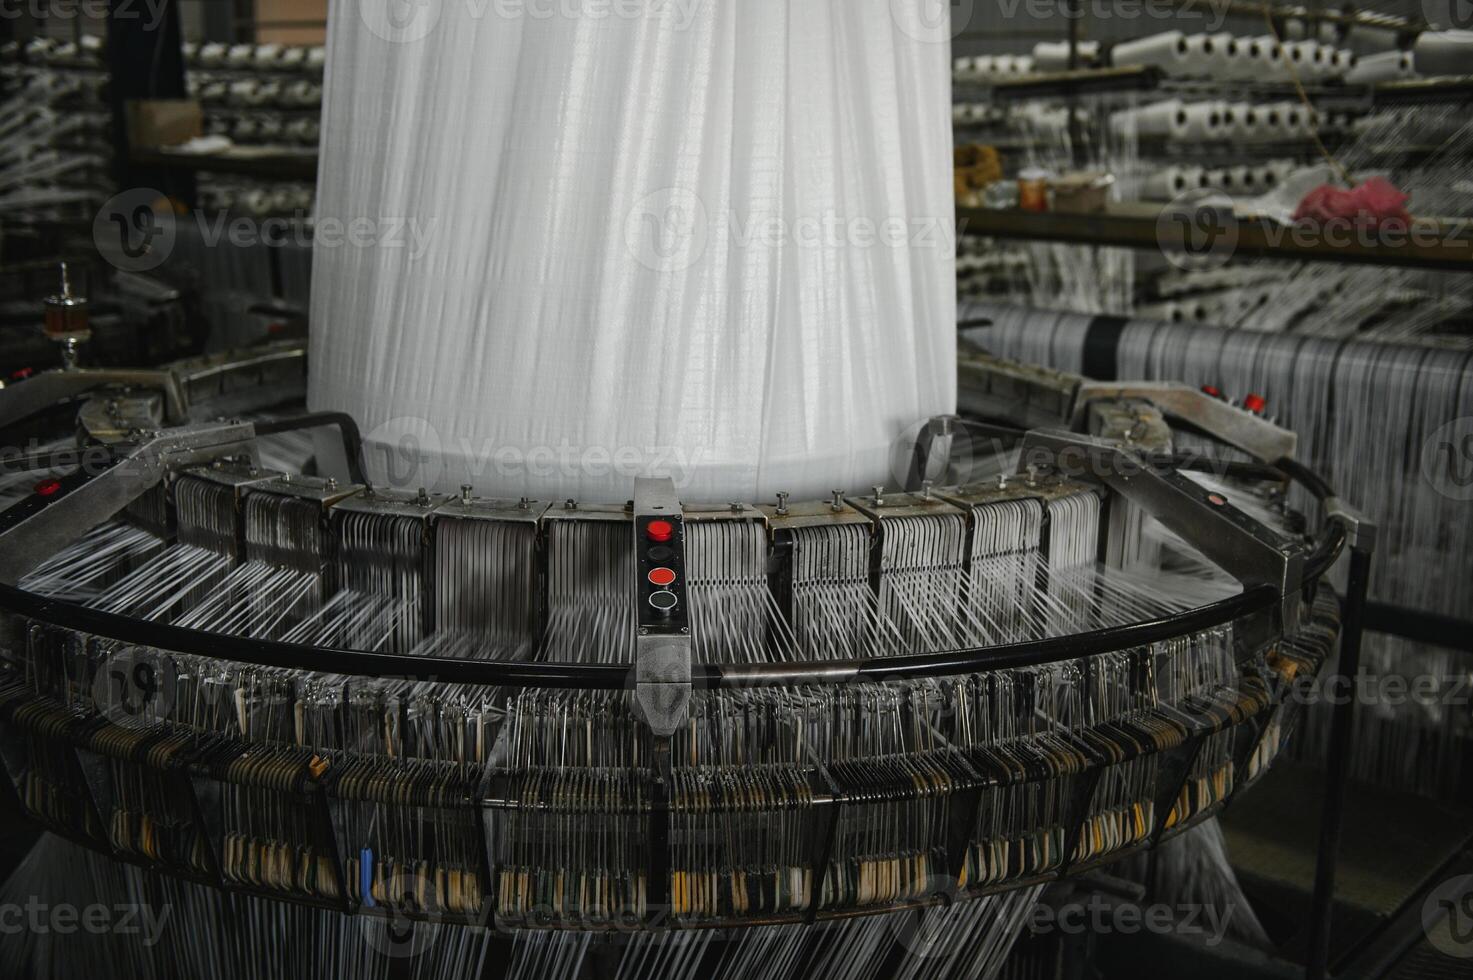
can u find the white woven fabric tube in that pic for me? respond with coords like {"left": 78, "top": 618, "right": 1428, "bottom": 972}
{"left": 1031, "top": 40, "right": 1099, "bottom": 71}
{"left": 1110, "top": 99, "right": 1189, "bottom": 139}
{"left": 1111, "top": 31, "right": 1193, "bottom": 75}
{"left": 309, "top": 0, "right": 957, "bottom": 503}
{"left": 1414, "top": 31, "right": 1473, "bottom": 77}
{"left": 1344, "top": 49, "right": 1413, "bottom": 85}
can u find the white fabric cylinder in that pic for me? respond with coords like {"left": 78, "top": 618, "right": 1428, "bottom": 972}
{"left": 1112, "top": 31, "right": 1192, "bottom": 75}
{"left": 963, "top": 55, "right": 994, "bottom": 81}
{"left": 1230, "top": 103, "right": 1259, "bottom": 141}
{"left": 1253, "top": 36, "right": 1289, "bottom": 80}
{"left": 956, "top": 103, "right": 990, "bottom": 125}
{"left": 309, "top": 0, "right": 957, "bottom": 503}
{"left": 1140, "top": 166, "right": 1204, "bottom": 200}
{"left": 1224, "top": 37, "right": 1261, "bottom": 80}
{"left": 1345, "top": 50, "right": 1414, "bottom": 85}
{"left": 1414, "top": 31, "right": 1473, "bottom": 77}
{"left": 253, "top": 43, "right": 286, "bottom": 70}
{"left": 1347, "top": 26, "right": 1398, "bottom": 53}
{"left": 1206, "top": 33, "right": 1236, "bottom": 78}
{"left": 284, "top": 116, "right": 316, "bottom": 143}
{"left": 1227, "top": 165, "right": 1258, "bottom": 195}
{"left": 1285, "top": 41, "right": 1320, "bottom": 79}
{"left": 1031, "top": 40, "right": 1100, "bottom": 71}
{"left": 1183, "top": 33, "right": 1217, "bottom": 77}
{"left": 1217, "top": 101, "right": 1240, "bottom": 138}
{"left": 1110, "top": 99, "right": 1188, "bottom": 139}
{"left": 1181, "top": 101, "right": 1223, "bottom": 140}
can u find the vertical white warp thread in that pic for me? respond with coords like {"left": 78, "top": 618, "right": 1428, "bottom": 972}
{"left": 309, "top": 0, "right": 957, "bottom": 502}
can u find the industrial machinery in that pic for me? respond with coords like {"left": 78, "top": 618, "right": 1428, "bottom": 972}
{"left": 0, "top": 337, "right": 1360, "bottom": 978}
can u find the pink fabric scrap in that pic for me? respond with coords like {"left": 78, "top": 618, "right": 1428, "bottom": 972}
{"left": 1293, "top": 176, "right": 1411, "bottom": 229}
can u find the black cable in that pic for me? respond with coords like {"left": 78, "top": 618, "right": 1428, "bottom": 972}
{"left": 252, "top": 411, "right": 367, "bottom": 486}
{"left": 1365, "top": 602, "right": 1473, "bottom": 654}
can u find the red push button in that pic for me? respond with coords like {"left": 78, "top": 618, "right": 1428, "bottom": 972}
{"left": 648, "top": 567, "right": 677, "bottom": 587}
{"left": 1201, "top": 385, "right": 1222, "bottom": 399}
{"left": 34, "top": 478, "right": 62, "bottom": 498}
{"left": 1243, "top": 394, "right": 1266, "bottom": 415}
{"left": 645, "top": 520, "right": 674, "bottom": 543}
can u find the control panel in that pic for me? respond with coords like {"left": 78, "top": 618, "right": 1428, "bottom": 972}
{"left": 632, "top": 477, "right": 692, "bottom": 739}
{"left": 637, "top": 514, "right": 690, "bottom": 635}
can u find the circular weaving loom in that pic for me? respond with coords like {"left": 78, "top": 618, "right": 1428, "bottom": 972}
{"left": 0, "top": 342, "right": 1349, "bottom": 978}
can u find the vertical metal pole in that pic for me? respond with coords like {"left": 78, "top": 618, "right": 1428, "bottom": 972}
{"left": 1306, "top": 540, "right": 1373, "bottom": 980}
{"left": 1064, "top": 0, "right": 1085, "bottom": 170}
{"left": 1066, "top": 0, "right": 1080, "bottom": 69}
{"left": 648, "top": 736, "right": 672, "bottom": 923}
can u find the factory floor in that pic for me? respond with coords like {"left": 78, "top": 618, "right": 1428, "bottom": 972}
{"left": 0, "top": 779, "right": 39, "bottom": 884}
{"left": 1097, "top": 762, "right": 1473, "bottom": 980}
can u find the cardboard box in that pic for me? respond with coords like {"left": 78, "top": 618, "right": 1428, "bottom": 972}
{"left": 1052, "top": 172, "right": 1114, "bottom": 214}
{"left": 125, "top": 99, "right": 203, "bottom": 149}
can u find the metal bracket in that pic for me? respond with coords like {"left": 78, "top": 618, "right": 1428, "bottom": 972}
{"left": 632, "top": 477, "right": 692, "bottom": 738}
{"left": 1018, "top": 429, "right": 1306, "bottom": 645}
{"left": 1325, "top": 497, "right": 1378, "bottom": 554}
{"left": 1085, "top": 398, "right": 1173, "bottom": 455}
{"left": 956, "top": 354, "right": 1295, "bottom": 463}
{"left": 1074, "top": 381, "right": 1297, "bottom": 463}
{"left": 77, "top": 392, "right": 167, "bottom": 443}
{"left": 0, "top": 421, "right": 257, "bottom": 585}
{"left": 0, "top": 368, "right": 187, "bottom": 430}
{"left": 957, "top": 353, "right": 1082, "bottom": 431}
{"left": 906, "top": 415, "right": 961, "bottom": 490}
{"left": 0, "top": 342, "right": 307, "bottom": 436}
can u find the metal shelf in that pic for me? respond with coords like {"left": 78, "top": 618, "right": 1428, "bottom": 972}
{"left": 958, "top": 70, "right": 1473, "bottom": 107}
{"left": 130, "top": 147, "right": 317, "bottom": 182}
{"left": 958, "top": 203, "right": 1473, "bottom": 272}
